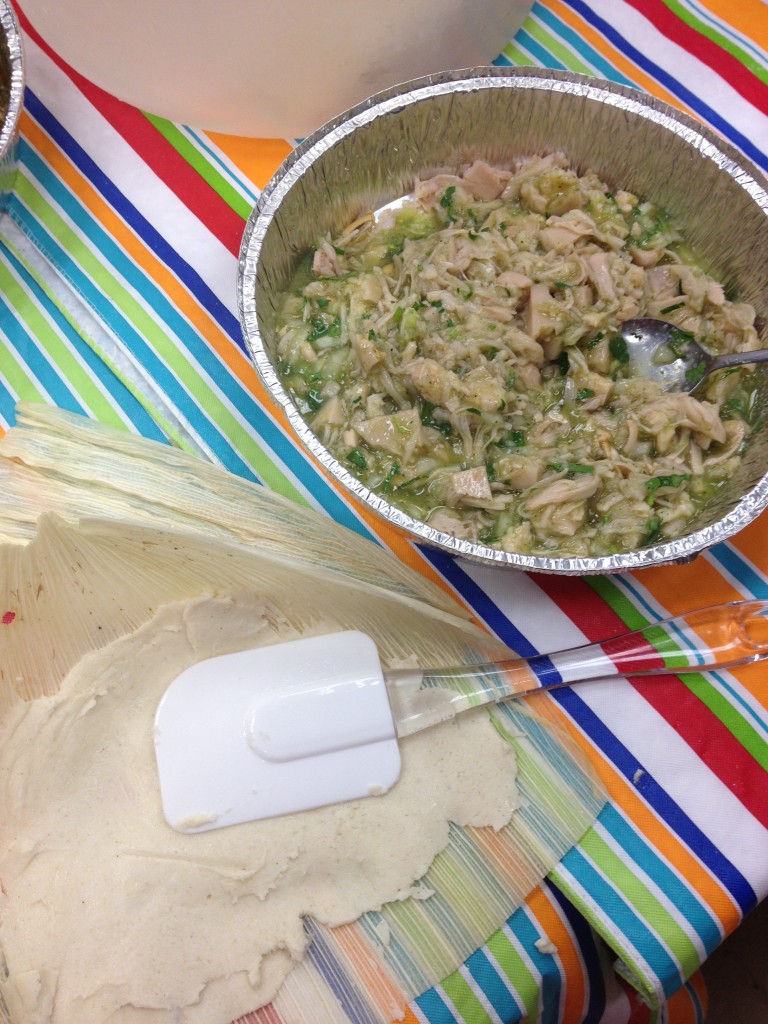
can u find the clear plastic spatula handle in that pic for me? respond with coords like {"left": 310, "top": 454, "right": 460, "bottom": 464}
{"left": 387, "top": 599, "right": 768, "bottom": 738}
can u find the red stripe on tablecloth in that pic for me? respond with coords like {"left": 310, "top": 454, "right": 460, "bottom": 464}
{"left": 14, "top": 6, "right": 246, "bottom": 256}
{"left": 533, "top": 575, "right": 768, "bottom": 829}
{"left": 534, "top": 574, "right": 626, "bottom": 640}
{"left": 622, "top": 976, "right": 653, "bottom": 1023}
{"left": 622, "top": 0, "right": 768, "bottom": 116}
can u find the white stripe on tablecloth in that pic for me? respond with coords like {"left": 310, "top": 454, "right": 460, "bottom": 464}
{"left": 587, "top": 0, "right": 768, "bottom": 153}
{"left": 20, "top": 32, "right": 239, "bottom": 313}
{"left": 574, "top": 677, "right": 768, "bottom": 889}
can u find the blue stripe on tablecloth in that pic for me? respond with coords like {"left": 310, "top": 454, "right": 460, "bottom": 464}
{"left": 418, "top": 547, "right": 541, "bottom": 657}
{"left": 0, "top": 245, "right": 167, "bottom": 439}
{"left": 547, "top": 879, "right": 608, "bottom": 1024}
{"left": 22, "top": 89, "right": 243, "bottom": 346}
{"left": 508, "top": 909, "right": 563, "bottom": 1024}
{"left": 514, "top": 27, "right": 569, "bottom": 70}
{"left": 557, "top": 845, "right": 683, "bottom": 999}
{"left": 463, "top": 946, "right": 528, "bottom": 1022}
{"left": 562, "top": 0, "right": 768, "bottom": 171}
{"left": 184, "top": 127, "right": 261, "bottom": 204}
{"left": 708, "top": 543, "right": 768, "bottom": 600}
{"left": 413, "top": 985, "right": 460, "bottom": 1021}
{"left": 532, "top": 3, "right": 639, "bottom": 86}
{"left": 10, "top": 185, "right": 260, "bottom": 481}
{"left": 552, "top": 691, "right": 757, "bottom": 913}
{"left": 0, "top": 380, "right": 19, "bottom": 430}
{"left": 599, "top": 804, "right": 723, "bottom": 955}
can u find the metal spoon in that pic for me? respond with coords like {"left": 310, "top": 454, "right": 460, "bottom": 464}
{"left": 618, "top": 317, "right": 768, "bottom": 393}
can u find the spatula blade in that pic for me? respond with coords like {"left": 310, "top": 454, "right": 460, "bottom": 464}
{"left": 154, "top": 631, "right": 401, "bottom": 832}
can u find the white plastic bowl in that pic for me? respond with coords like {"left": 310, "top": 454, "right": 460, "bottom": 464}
{"left": 16, "top": 0, "right": 532, "bottom": 137}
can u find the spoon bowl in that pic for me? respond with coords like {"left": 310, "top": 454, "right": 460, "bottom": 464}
{"left": 619, "top": 317, "right": 768, "bottom": 393}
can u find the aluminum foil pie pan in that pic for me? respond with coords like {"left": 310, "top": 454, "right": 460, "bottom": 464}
{"left": 0, "top": 0, "right": 23, "bottom": 213}
{"left": 238, "top": 67, "right": 768, "bottom": 574}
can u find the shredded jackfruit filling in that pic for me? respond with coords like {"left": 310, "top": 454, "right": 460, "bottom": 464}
{"left": 274, "top": 153, "right": 761, "bottom": 557}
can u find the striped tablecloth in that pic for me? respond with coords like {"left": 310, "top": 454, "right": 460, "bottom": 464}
{"left": 1, "top": 2, "right": 767, "bottom": 1022}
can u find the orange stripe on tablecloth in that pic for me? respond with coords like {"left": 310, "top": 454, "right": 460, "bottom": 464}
{"left": 627, "top": 535, "right": 768, "bottom": 711}
{"left": 400, "top": 1008, "right": 422, "bottom": 1024}
{"left": 545, "top": 0, "right": 699, "bottom": 118}
{"left": 205, "top": 133, "right": 293, "bottom": 191}
{"left": 524, "top": 692, "right": 739, "bottom": 925}
{"left": 319, "top": 920, "right": 408, "bottom": 1021}
{"left": 686, "top": 967, "right": 709, "bottom": 1021}
{"left": 726, "top": 512, "right": 768, "bottom": 580}
{"left": 19, "top": 115, "right": 461, "bottom": 602}
{"left": 20, "top": 112, "right": 257, "bottom": 391}
{"left": 665, "top": 967, "right": 709, "bottom": 1024}
{"left": 620, "top": 555, "right": 744, "bottom": 617}
{"left": 732, "top": 660, "right": 768, "bottom": 712}
{"left": 526, "top": 885, "right": 588, "bottom": 1023}
{"left": 467, "top": 825, "right": 545, "bottom": 895}
{"left": 691, "top": 0, "right": 768, "bottom": 51}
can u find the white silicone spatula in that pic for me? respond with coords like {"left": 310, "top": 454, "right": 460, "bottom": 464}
{"left": 154, "top": 599, "right": 768, "bottom": 833}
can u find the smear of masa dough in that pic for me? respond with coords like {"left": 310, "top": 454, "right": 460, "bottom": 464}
{"left": 0, "top": 593, "right": 519, "bottom": 1024}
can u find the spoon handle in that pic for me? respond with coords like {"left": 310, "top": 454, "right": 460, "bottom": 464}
{"left": 709, "top": 349, "right": 768, "bottom": 374}
{"left": 387, "top": 600, "right": 768, "bottom": 738}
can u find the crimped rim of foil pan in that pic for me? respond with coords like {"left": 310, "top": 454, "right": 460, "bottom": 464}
{"left": 0, "top": 0, "right": 24, "bottom": 162}
{"left": 238, "top": 66, "right": 768, "bottom": 575}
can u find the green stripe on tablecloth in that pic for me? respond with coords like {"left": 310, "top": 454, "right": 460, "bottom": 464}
{"left": 143, "top": 113, "right": 254, "bottom": 220}
{"left": 0, "top": 237, "right": 164, "bottom": 433}
{"left": 664, "top": 0, "right": 768, "bottom": 83}
{"left": 588, "top": 574, "right": 768, "bottom": 770}
{"left": 581, "top": 828, "right": 699, "bottom": 970}
{"left": 587, "top": 574, "right": 689, "bottom": 668}
{"left": 681, "top": 674, "right": 768, "bottom": 772}
{"left": 524, "top": 12, "right": 596, "bottom": 74}
{"left": 485, "top": 928, "right": 540, "bottom": 1020}
{"left": 0, "top": 336, "right": 45, "bottom": 403}
{"left": 499, "top": 42, "right": 537, "bottom": 66}
{"left": 11, "top": 168, "right": 310, "bottom": 500}
{"left": 587, "top": 575, "right": 650, "bottom": 631}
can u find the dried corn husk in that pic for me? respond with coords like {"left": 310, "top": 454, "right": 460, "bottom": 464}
{"left": 0, "top": 403, "right": 460, "bottom": 613}
{"left": 0, "top": 404, "right": 494, "bottom": 703}
{"left": 0, "top": 405, "right": 606, "bottom": 1024}
{"left": 0, "top": 514, "right": 510, "bottom": 710}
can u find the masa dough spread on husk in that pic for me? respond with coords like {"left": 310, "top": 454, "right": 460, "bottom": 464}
{"left": 0, "top": 592, "right": 519, "bottom": 1024}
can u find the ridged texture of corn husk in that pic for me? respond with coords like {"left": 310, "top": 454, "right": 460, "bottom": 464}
{"left": 0, "top": 405, "right": 606, "bottom": 1024}
{"left": 0, "top": 403, "right": 460, "bottom": 610}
